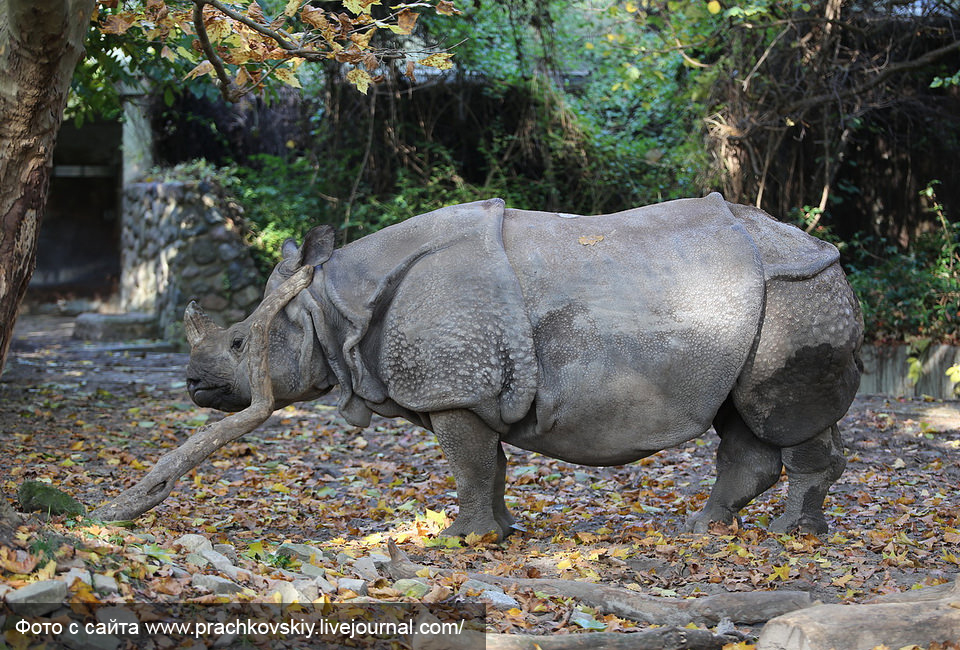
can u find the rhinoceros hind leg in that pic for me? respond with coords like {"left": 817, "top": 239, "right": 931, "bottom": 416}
{"left": 492, "top": 444, "right": 517, "bottom": 532}
{"left": 430, "top": 409, "right": 510, "bottom": 541}
{"left": 685, "top": 403, "right": 783, "bottom": 533}
{"left": 769, "top": 424, "right": 845, "bottom": 534}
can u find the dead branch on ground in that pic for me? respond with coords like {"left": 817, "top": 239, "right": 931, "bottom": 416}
{"left": 90, "top": 265, "right": 314, "bottom": 522}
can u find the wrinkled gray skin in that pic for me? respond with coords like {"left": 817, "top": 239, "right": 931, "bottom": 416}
{"left": 185, "top": 193, "right": 863, "bottom": 540}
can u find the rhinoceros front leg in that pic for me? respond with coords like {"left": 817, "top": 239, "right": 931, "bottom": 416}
{"left": 430, "top": 409, "right": 512, "bottom": 540}
{"left": 685, "top": 404, "right": 783, "bottom": 533}
{"left": 769, "top": 424, "right": 846, "bottom": 534}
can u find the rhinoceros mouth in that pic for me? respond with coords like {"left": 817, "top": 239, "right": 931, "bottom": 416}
{"left": 187, "top": 379, "right": 233, "bottom": 407}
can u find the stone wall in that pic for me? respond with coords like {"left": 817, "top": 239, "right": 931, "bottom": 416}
{"left": 121, "top": 181, "right": 263, "bottom": 342}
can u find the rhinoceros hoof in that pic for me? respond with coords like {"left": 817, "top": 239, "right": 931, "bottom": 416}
{"left": 441, "top": 517, "right": 507, "bottom": 541}
{"left": 683, "top": 510, "right": 738, "bottom": 534}
{"left": 768, "top": 513, "right": 829, "bottom": 535}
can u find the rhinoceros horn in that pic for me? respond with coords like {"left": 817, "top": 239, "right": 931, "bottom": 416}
{"left": 184, "top": 301, "right": 221, "bottom": 347}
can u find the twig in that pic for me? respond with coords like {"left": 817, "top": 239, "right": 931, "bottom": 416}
{"left": 343, "top": 89, "right": 377, "bottom": 241}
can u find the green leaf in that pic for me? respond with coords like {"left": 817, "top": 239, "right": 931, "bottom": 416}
{"left": 570, "top": 610, "right": 606, "bottom": 630}
{"left": 245, "top": 541, "right": 266, "bottom": 560}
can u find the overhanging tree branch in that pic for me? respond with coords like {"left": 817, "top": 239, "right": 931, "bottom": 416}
{"left": 192, "top": 1, "right": 241, "bottom": 102}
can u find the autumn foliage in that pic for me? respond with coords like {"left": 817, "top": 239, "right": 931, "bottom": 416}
{"left": 97, "top": 0, "right": 459, "bottom": 98}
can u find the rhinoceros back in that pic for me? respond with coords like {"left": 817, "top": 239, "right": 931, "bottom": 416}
{"left": 499, "top": 193, "right": 767, "bottom": 463}
{"left": 725, "top": 202, "right": 840, "bottom": 281}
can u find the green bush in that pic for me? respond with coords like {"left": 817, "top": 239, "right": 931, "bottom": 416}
{"left": 844, "top": 185, "right": 959, "bottom": 344}
{"left": 222, "top": 154, "right": 336, "bottom": 275}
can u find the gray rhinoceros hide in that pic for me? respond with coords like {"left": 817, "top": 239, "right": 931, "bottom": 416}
{"left": 186, "top": 193, "right": 863, "bottom": 540}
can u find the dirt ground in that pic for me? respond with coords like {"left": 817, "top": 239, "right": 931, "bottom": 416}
{"left": 2, "top": 314, "right": 960, "bottom": 638}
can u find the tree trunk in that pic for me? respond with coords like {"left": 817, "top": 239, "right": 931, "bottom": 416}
{"left": 0, "top": 0, "right": 96, "bottom": 373}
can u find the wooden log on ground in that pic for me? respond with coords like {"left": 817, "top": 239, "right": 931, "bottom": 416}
{"left": 409, "top": 609, "right": 737, "bottom": 650}
{"left": 757, "top": 580, "right": 960, "bottom": 650}
{"left": 89, "top": 266, "right": 314, "bottom": 522}
{"left": 387, "top": 539, "right": 811, "bottom": 627}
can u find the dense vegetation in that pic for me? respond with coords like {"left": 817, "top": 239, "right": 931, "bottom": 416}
{"left": 80, "top": 0, "right": 959, "bottom": 345}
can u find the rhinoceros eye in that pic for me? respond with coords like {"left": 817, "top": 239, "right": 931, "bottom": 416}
{"left": 230, "top": 336, "right": 245, "bottom": 352}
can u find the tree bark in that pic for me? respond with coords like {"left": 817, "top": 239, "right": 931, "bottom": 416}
{"left": 0, "top": 0, "right": 96, "bottom": 373}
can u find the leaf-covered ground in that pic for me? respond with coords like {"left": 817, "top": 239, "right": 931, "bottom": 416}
{"left": 2, "top": 315, "right": 960, "bottom": 646}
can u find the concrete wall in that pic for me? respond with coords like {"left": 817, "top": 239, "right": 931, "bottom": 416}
{"left": 859, "top": 344, "right": 960, "bottom": 400}
{"left": 121, "top": 181, "right": 264, "bottom": 342}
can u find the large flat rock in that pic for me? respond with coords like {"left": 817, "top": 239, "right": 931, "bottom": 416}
{"left": 73, "top": 312, "right": 158, "bottom": 342}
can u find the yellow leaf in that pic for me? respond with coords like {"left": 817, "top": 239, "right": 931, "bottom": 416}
{"left": 160, "top": 45, "right": 176, "bottom": 62}
{"left": 556, "top": 558, "right": 572, "bottom": 571}
{"left": 270, "top": 481, "right": 293, "bottom": 493}
{"left": 585, "top": 42, "right": 594, "bottom": 50}
{"left": 36, "top": 560, "right": 57, "bottom": 581}
{"left": 418, "top": 52, "right": 454, "bottom": 70}
{"left": 578, "top": 234, "right": 604, "bottom": 246}
{"left": 707, "top": 0, "right": 722, "bottom": 14}
{"left": 344, "top": 0, "right": 380, "bottom": 15}
{"left": 184, "top": 60, "right": 215, "bottom": 81}
{"left": 625, "top": 1, "right": 638, "bottom": 12}
{"left": 768, "top": 564, "right": 790, "bottom": 581}
{"left": 424, "top": 508, "right": 450, "bottom": 528}
{"left": 206, "top": 19, "right": 231, "bottom": 43}
{"left": 464, "top": 532, "right": 484, "bottom": 546}
{"left": 273, "top": 67, "right": 302, "bottom": 89}
{"left": 284, "top": 0, "right": 301, "bottom": 16}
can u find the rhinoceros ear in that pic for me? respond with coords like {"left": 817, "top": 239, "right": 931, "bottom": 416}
{"left": 299, "top": 225, "right": 336, "bottom": 267}
{"left": 281, "top": 238, "right": 299, "bottom": 260}
{"left": 184, "top": 301, "right": 221, "bottom": 347}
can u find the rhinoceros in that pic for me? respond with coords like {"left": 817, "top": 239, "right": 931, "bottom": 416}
{"left": 184, "top": 193, "right": 863, "bottom": 539}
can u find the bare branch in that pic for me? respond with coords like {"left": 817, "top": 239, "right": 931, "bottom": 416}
{"left": 783, "top": 38, "right": 960, "bottom": 117}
